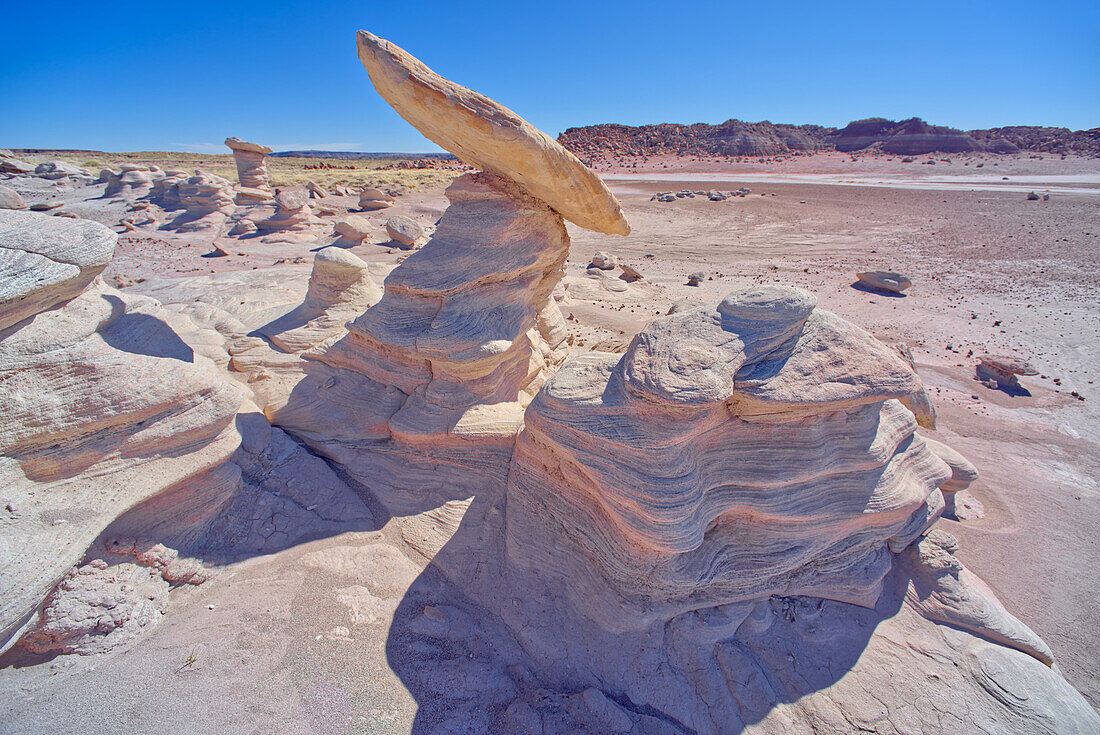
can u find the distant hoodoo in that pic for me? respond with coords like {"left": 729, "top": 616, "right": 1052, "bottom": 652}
{"left": 224, "top": 137, "right": 273, "bottom": 191}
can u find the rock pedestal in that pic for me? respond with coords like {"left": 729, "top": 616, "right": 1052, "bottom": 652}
{"left": 224, "top": 137, "right": 273, "bottom": 192}
{"left": 273, "top": 172, "right": 570, "bottom": 512}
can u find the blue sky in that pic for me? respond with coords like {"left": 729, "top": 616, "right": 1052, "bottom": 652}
{"left": 1, "top": 1, "right": 1097, "bottom": 153}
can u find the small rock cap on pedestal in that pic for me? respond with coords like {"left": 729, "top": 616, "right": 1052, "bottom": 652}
{"left": 355, "top": 30, "right": 630, "bottom": 237}
{"left": 224, "top": 137, "right": 272, "bottom": 155}
{"left": 718, "top": 285, "right": 817, "bottom": 329}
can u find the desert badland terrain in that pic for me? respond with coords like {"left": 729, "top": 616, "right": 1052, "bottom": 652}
{"left": 0, "top": 29, "right": 1098, "bottom": 735}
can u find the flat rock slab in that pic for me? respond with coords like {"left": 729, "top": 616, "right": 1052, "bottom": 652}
{"left": 356, "top": 30, "right": 629, "bottom": 236}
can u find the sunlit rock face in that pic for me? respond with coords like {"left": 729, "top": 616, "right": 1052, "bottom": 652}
{"left": 506, "top": 286, "right": 951, "bottom": 628}
{"left": 272, "top": 172, "right": 570, "bottom": 512}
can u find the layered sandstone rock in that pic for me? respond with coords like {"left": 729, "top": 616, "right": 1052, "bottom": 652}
{"left": 506, "top": 286, "right": 950, "bottom": 626}
{"left": 0, "top": 149, "right": 35, "bottom": 175}
{"left": 356, "top": 30, "right": 629, "bottom": 236}
{"left": 148, "top": 169, "right": 189, "bottom": 210}
{"left": 33, "top": 160, "right": 92, "bottom": 182}
{"left": 334, "top": 214, "right": 373, "bottom": 244}
{"left": 0, "top": 214, "right": 244, "bottom": 653}
{"left": 103, "top": 164, "right": 155, "bottom": 198}
{"left": 257, "top": 246, "right": 382, "bottom": 353}
{"left": 0, "top": 211, "right": 115, "bottom": 332}
{"left": 0, "top": 184, "right": 27, "bottom": 210}
{"left": 358, "top": 187, "right": 393, "bottom": 211}
{"left": 253, "top": 186, "right": 317, "bottom": 235}
{"left": 225, "top": 137, "right": 272, "bottom": 191}
{"left": 274, "top": 172, "right": 571, "bottom": 511}
{"left": 164, "top": 171, "right": 236, "bottom": 232}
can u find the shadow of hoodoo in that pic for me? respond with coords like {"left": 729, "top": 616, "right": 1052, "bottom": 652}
{"left": 268, "top": 29, "right": 1092, "bottom": 734}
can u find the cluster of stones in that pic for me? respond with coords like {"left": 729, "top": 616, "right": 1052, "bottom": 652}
{"left": 653, "top": 187, "right": 750, "bottom": 202}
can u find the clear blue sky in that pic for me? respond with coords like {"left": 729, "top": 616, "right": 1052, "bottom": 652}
{"left": 1, "top": 1, "right": 1097, "bottom": 153}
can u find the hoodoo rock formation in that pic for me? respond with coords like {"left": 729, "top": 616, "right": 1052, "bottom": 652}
{"left": 224, "top": 137, "right": 273, "bottom": 191}
{"left": 272, "top": 31, "right": 627, "bottom": 512}
{"left": 274, "top": 171, "right": 573, "bottom": 511}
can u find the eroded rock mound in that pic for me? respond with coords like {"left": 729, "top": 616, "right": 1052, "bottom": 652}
{"left": 506, "top": 286, "right": 949, "bottom": 626}
{"left": 0, "top": 213, "right": 244, "bottom": 653}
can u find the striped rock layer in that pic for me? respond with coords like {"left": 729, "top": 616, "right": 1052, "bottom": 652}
{"left": 273, "top": 172, "right": 570, "bottom": 513}
{"left": 506, "top": 286, "right": 952, "bottom": 628}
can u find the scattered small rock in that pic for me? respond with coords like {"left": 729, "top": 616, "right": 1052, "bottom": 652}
{"left": 856, "top": 270, "right": 912, "bottom": 294}
{"left": 385, "top": 215, "right": 423, "bottom": 249}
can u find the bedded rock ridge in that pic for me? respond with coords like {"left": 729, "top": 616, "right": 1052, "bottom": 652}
{"left": 558, "top": 117, "right": 1100, "bottom": 159}
{"left": 506, "top": 285, "right": 952, "bottom": 627}
{"left": 0, "top": 210, "right": 116, "bottom": 333}
{"left": 271, "top": 171, "right": 570, "bottom": 510}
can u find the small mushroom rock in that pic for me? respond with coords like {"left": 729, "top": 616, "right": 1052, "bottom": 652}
{"left": 687, "top": 271, "right": 706, "bottom": 286}
{"left": 359, "top": 187, "right": 394, "bottom": 211}
{"left": 589, "top": 251, "right": 617, "bottom": 270}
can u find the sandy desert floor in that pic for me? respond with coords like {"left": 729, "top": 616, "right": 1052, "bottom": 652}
{"left": 1, "top": 152, "right": 1097, "bottom": 733}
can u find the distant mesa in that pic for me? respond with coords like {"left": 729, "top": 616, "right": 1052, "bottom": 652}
{"left": 559, "top": 116, "right": 1100, "bottom": 159}
{"left": 828, "top": 117, "right": 988, "bottom": 154}
{"left": 558, "top": 120, "right": 830, "bottom": 160}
